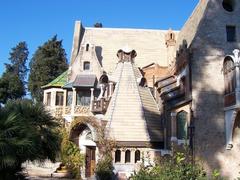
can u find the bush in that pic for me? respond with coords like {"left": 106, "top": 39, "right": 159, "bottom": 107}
{"left": 0, "top": 100, "right": 61, "bottom": 179}
{"left": 130, "top": 151, "right": 207, "bottom": 180}
{"left": 60, "top": 128, "right": 84, "bottom": 179}
{"left": 95, "top": 154, "right": 114, "bottom": 180}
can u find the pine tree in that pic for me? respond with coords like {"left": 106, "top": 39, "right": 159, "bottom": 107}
{"left": 7, "top": 41, "right": 29, "bottom": 81}
{"left": 28, "top": 35, "right": 68, "bottom": 102}
{"left": 0, "top": 42, "right": 28, "bottom": 104}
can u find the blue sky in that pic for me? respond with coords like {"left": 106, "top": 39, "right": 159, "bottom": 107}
{"left": 0, "top": 0, "right": 198, "bottom": 76}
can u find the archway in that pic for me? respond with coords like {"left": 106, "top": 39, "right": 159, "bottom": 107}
{"left": 69, "top": 122, "right": 97, "bottom": 178}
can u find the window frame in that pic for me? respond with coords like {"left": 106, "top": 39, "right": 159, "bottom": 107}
{"left": 125, "top": 150, "right": 131, "bottom": 163}
{"left": 115, "top": 150, "right": 121, "bottom": 163}
{"left": 176, "top": 111, "right": 188, "bottom": 140}
{"left": 83, "top": 61, "right": 90, "bottom": 71}
{"left": 55, "top": 91, "right": 64, "bottom": 106}
{"left": 226, "top": 25, "right": 236, "bottom": 42}
{"left": 46, "top": 92, "right": 51, "bottom": 106}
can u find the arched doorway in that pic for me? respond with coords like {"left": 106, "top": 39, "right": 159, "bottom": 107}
{"left": 70, "top": 123, "right": 96, "bottom": 178}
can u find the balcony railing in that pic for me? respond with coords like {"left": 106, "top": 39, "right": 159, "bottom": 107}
{"left": 91, "top": 98, "right": 110, "bottom": 113}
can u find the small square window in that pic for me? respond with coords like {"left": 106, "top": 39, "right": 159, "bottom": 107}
{"left": 226, "top": 26, "right": 236, "bottom": 42}
{"left": 83, "top": 61, "right": 90, "bottom": 70}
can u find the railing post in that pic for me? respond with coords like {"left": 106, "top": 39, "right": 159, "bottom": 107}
{"left": 90, "top": 88, "right": 94, "bottom": 111}
{"left": 71, "top": 88, "right": 76, "bottom": 116}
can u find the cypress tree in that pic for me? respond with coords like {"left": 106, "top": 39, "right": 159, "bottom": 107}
{"left": 28, "top": 35, "right": 68, "bottom": 102}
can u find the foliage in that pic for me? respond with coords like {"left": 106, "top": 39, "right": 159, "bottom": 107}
{"left": 69, "top": 117, "right": 115, "bottom": 179}
{"left": 7, "top": 41, "right": 29, "bottom": 81}
{"left": 95, "top": 154, "right": 114, "bottom": 180}
{"left": 60, "top": 128, "right": 84, "bottom": 179}
{"left": 130, "top": 151, "right": 207, "bottom": 180}
{"left": 0, "top": 100, "right": 61, "bottom": 179}
{"left": 0, "top": 42, "right": 28, "bottom": 104}
{"left": 0, "top": 71, "right": 25, "bottom": 104}
{"left": 28, "top": 35, "right": 68, "bottom": 102}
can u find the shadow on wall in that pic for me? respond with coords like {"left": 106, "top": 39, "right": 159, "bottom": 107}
{"left": 95, "top": 46, "right": 103, "bottom": 67}
{"left": 141, "top": 106, "right": 164, "bottom": 149}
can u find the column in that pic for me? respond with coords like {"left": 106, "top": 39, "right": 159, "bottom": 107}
{"left": 43, "top": 91, "right": 47, "bottom": 105}
{"left": 109, "top": 82, "right": 113, "bottom": 97}
{"left": 90, "top": 88, "right": 94, "bottom": 111}
{"left": 71, "top": 88, "right": 76, "bottom": 116}
{"left": 130, "top": 149, "right": 135, "bottom": 164}
{"left": 63, "top": 89, "right": 67, "bottom": 115}
{"left": 225, "top": 109, "right": 237, "bottom": 150}
{"left": 121, "top": 149, "right": 125, "bottom": 164}
{"left": 171, "top": 112, "right": 177, "bottom": 142}
{"left": 51, "top": 90, "right": 56, "bottom": 107}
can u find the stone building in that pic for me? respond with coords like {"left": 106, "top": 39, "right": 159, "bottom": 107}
{"left": 42, "top": 0, "right": 240, "bottom": 178}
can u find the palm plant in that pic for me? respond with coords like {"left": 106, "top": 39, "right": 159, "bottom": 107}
{"left": 0, "top": 100, "right": 61, "bottom": 178}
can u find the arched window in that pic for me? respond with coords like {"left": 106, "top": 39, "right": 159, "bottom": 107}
{"left": 125, "top": 150, "right": 131, "bottom": 163}
{"left": 222, "top": 0, "right": 234, "bottom": 12}
{"left": 83, "top": 61, "right": 90, "bottom": 70}
{"left": 223, "top": 57, "right": 236, "bottom": 94}
{"left": 177, "top": 111, "right": 188, "bottom": 140}
{"left": 115, "top": 150, "right": 121, "bottom": 163}
{"left": 86, "top": 44, "right": 89, "bottom": 51}
{"left": 135, "top": 150, "right": 140, "bottom": 163}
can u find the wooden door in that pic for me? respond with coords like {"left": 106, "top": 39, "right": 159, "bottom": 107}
{"left": 85, "top": 146, "right": 96, "bottom": 177}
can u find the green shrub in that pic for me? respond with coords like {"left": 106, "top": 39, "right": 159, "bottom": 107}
{"left": 95, "top": 154, "right": 114, "bottom": 180}
{"left": 131, "top": 151, "right": 207, "bottom": 180}
{"left": 60, "top": 128, "right": 84, "bottom": 179}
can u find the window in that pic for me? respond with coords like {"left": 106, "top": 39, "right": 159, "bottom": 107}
{"left": 135, "top": 150, "right": 140, "bottom": 163}
{"left": 86, "top": 44, "right": 89, "bottom": 51}
{"left": 177, "top": 111, "right": 188, "bottom": 140}
{"left": 83, "top": 61, "right": 90, "bottom": 70}
{"left": 226, "top": 26, "right": 236, "bottom": 42}
{"left": 46, "top": 92, "right": 51, "bottom": 106}
{"left": 85, "top": 132, "right": 93, "bottom": 140}
{"left": 77, "top": 90, "right": 91, "bottom": 106}
{"left": 66, "top": 91, "right": 73, "bottom": 106}
{"left": 125, "top": 150, "right": 131, "bottom": 163}
{"left": 55, "top": 92, "right": 64, "bottom": 106}
{"left": 222, "top": 0, "right": 234, "bottom": 12}
{"left": 223, "top": 57, "right": 236, "bottom": 94}
{"left": 115, "top": 150, "right": 121, "bottom": 163}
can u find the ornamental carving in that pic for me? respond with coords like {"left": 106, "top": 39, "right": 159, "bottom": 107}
{"left": 74, "top": 105, "right": 90, "bottom": 114}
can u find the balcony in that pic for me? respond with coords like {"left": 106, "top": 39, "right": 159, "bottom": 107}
{"left": 91, "top": 98, "right": 110, "bottom": 114}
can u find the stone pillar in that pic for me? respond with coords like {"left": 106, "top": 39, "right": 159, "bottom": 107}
{"left": 71, "top": 88, "right": 76, "bottom": 116}
{"left": 225, "top": 109, "right": 237, "bottom": 150}
{"left": 90, "top": 88, "right": 94, "bottom": 111}
{"left": 130, "top": 149, "right": 135, "bottom": 164}
{"left": 109, "top": 82, "right": 113, "bottom": 97}
{"left": 171, "top": 112, "right": 177, "bottom": 142}
{"left": 63, "top": 90, "right": 67, "bottom": 115}
{"left": 43, "top": 91, "right": 47, "bottom": 105}
{"left": 121, "top": 150, "right": 125, "bottom": 164}
{"left": 51, "top": 90, "right": 56, "bottom": 107}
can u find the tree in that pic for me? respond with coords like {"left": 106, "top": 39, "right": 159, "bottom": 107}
{"left": 0, "top": 71, "right": 25, "bottom": 104}
{"left": 0, "top": 100, "right": 60, "bottom": 179}
{"left": 7, "top": 41, "right": 29, "bottom": 82}
{"left": 28, "top": 35, "right": 68, "bottom": 102}
{"left": 0, "top": 42, "right": 28, "bottom": 104}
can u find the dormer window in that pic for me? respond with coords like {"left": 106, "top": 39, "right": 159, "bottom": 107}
{"left": 83, "top": 61, "right": 90, "bottom": 70}
{"left": 86, "top": 44, "right": 89, "bottom": 51}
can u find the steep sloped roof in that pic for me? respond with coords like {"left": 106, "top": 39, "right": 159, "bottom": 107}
{"left": 105, "top": 62, "right": 163, "bottom": 144}
{"left": 42, "top": 71, "right": 68, "bottom": 89}
{"left": 70, "top": 22, "right": 179, "bottom": 74}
